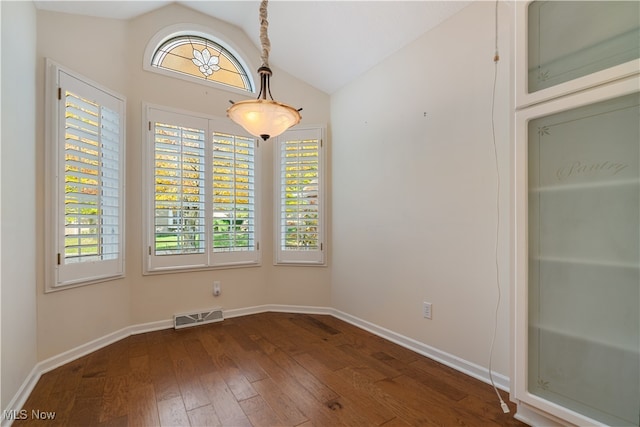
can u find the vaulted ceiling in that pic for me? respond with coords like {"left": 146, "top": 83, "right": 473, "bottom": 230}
{"left": 33, "top": 1, "right": 471, "bottom": 94}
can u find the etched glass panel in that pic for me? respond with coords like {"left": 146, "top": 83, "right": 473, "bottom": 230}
{"left": 528, "top": 1, "right": 640, "bottom": 93}
{"left": 527, "top": 93, "right": 640, "bottom": 425}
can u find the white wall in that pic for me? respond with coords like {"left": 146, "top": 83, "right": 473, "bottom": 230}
{"left": 1, "top": 0, "right": 38, "bottom": 411}
{"left": 330, "top": 1, "right": 513, "bottom": 376}
{"left": 34, "top": 3, "right": 331, "bottom": 360}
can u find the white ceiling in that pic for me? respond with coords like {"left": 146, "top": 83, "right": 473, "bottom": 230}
{"left": 33, "top": 0, "right": 472, "bottom": 94}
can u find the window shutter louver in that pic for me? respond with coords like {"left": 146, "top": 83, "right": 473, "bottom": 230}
{"left": 98, "top": 106, "right": 121, "bottom": 261}
{"left": 212, "top": 132, "right": 256, "bottom": 253}
{"left": 275, "top": 128, "right": 325, "bottom": 265}
{"left": 64, "top": 92, "right": 122, "bottom": 263}
{"left": 153, "top": 122, "right": 206, "bottom": 256}
{"left": 50, "top": 64, "right": 126, "bottom": 290}
{"left": 145, "top": 107, "right": 259, "bottom": 272}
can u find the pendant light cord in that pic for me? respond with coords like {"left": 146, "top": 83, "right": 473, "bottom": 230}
{"left": 259, "top": 0, "right": 271, "bottom": 68}
{"left": 488, "top": 0, "right": 510, "bottom": 415}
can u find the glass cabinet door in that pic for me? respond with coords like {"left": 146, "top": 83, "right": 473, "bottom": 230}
{"left": 527, "top": 92, "right": 639, "bottom": 426}
{"left": 528, "top": 1, "right": 640, "bottom": 93}
{"left": 516, "top": 1, "right": 640, "bottom": 108}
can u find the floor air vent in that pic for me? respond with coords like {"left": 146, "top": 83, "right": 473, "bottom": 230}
{"left": 174, "top": 307, "right": 224, "bottom": 329}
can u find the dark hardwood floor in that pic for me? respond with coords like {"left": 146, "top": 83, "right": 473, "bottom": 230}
{"left": 16, "top": 312, "right": 526, "bottom": 426}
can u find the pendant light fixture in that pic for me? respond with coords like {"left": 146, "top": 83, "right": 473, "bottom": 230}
{"left": 227, "top": 0, "right": 301, "bottom": 141}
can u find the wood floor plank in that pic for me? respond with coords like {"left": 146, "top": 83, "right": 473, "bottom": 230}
{"left": 105, "top": 341, "right": 130, "bottom": 378}
{"left": 127, "top": 384, "right": 160, "bottom": 426}
{"left": 129, "top": 354, "right": 152, "bottom": 391}
{"left": 377, "top": 375, "right": 502, "bottom": 427}
{"left": 238, "top": 394, "right": 287, "bottom": 427}
{"left": 303, "top": 341, "right": 361, "bottom": 372}
{"left": 272, "top": 315, "right": 333, "bottom": 348}
{"left": 157, "top": 395, "right": 190, "bottom": 427}
{"left": 247, "top": 345, "right": 358, "bottom": 425}
{"left": 364, "top": 335, "right": 421, "bottom": 365}
{"left": 373, "top": 377, "right": 459, "bottom": 426}
{"left": 67, "top": 397, "right": 102, "bottom": 426}
{"left": 300, "top": 353, "right": 472, "bottom": 427}
{"left": 251, "top": 377, "right": 308, "bottom": 426}
{"left": 186, "top": 404, "right": 222, "bottom": 427}
{"left": 147, "top": 339, "right": 182, "bottom": 403}
{"left": 37, "top": 388, "right": 76, "bottom": 426}
{"left": 205, "top": 325, "right": 270, "bottom": 383}
{"left": 52, "top": 358, "right": 86, "bottom": 392}
{"left": 319, "top": 316, "right": 419, "bottom": 364}
{"left": 99, "top": 375, "right": 128, "bottom": 423}
{"left": 128, "top": 333, "right": 149, "bottom": 359}
{"left": 182, "top": 335, "right": 218, "bottom": 376}
{"left": 82, "top": 348, "right": 110, "bottom": 379}
{"left": 223, "top": 322, "right": 262, "bottom": 352}
{"left": 167, "top": 339, "right": 210, "bottom": 411}
{"left": 97, "top": 414, "right": 128, "bottom": 427}
{"left": 410, "top": 356, "right": 514, "bottom": 408}
{"left": 200, "top": 370, "right": 252, "bottom": 426}
{"left": 293, "top": 352, "right": 395, "bottom": 425}
{"left": 256, "top": 342, "right": 340, "bottom": 404}
{"left": 16, "top": 313, "right": 526, "bottom": 427}
{"left": 235, "top": 313, "right": 325, "bottom": 358}
{"left": 287, "top": 313, "right": 342, "bottom": 339}
{"left": 76, "top": 375, "right": 106, "bottom": 399}
{"left": 372, "top": 351, "right": 467, "bottom": 401}
{"left": 458, "top": 394, "right": 522, "bottom": 426}
{"left": 380, "top": 416, "right": 419, "bottom": 426}
{"left": 336, "top": 344, "right": 402, "bottom": 379}
{"left": 219, "top": 364, "right": 258, "bottom": 402}
{"left": 196, "top": 328, "right": 258, "bottom": 401}
{"left": 267, "top": 347, "right": 339, "bottom": 404}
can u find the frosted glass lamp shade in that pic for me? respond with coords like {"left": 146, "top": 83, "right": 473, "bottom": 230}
{"left": 227, "top": 99, "right": 301, "bottom": 141}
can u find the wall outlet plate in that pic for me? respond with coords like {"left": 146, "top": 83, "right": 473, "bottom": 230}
{"left": 423, "top": 301, "right": 432, "bottom": 319}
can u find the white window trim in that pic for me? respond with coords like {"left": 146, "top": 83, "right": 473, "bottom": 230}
{"left": 142, "top": 23, "right": 257, "bottom": 98}
{"left": 274, "top": 126, "right": 326, "bottom": 266}
{"left": 45, "top": 59, "right": 126, "bottom": 292}
{"left": 143, "top": 103, "right": 261, "bottom": 274}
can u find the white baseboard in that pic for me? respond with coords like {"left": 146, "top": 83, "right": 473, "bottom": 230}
{"left": 3, "top": 305, "right": 510, "bottom": 427}
{"left": 1, "top": 365, "right": 40, "bottom": 427}
{"left": 224, "top": 304, "right": 332, "bottom": 318}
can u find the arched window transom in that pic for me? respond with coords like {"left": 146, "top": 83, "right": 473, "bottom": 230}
{"left": 151, "top": 35, "right": 253, "bottom": 92}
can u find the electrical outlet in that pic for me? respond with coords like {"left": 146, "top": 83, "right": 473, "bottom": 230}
{"left": 423, "top": 302, "right": 432, "bottom": 319}
{"left": 213, "top": 281, "right": 221, "bottom": 296}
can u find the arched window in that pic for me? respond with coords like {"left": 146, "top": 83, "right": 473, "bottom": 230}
{"left": 148, "top": 31, "right": 254, "bottom": 93}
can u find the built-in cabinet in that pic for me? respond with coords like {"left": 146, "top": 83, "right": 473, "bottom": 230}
{"left": 513, "top": 2, "right": 640, "bottom": 426}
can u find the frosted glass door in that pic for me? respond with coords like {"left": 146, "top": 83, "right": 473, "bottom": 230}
{"left": 528, "top": 1, "right": 640, "bottom": 93}
{"left": 528, "top": 93, "right": 639, "bottom": 426}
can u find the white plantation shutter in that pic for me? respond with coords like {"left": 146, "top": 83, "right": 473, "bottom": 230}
{"left": 275, "top": 127, "right": 325, "bottom": 265}
{"left": 153, "top": 122, "right": 206, "bottom": 256}
{"left": 49, "top": 64, "right": 126, "bottom": 289}
{"left": 147, "top": 110, "right": 208, "bottom": 270}
{"left": 212, "top": 131, "right": 258, "bottom": 265}
{"left": 145, "top": 107, "right": 259, "bottom": 272}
